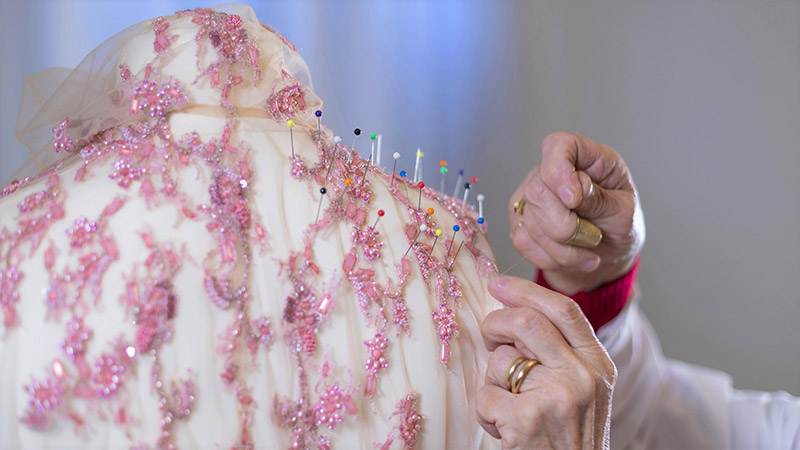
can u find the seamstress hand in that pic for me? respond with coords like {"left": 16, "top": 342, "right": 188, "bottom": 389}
{"left": 509, "top": 131, "right": 645, "bottom": 294}
{"left": 477, "top": 274, "right": 616, "bottom": 449}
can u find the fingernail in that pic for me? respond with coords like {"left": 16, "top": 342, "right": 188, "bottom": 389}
{"left": 489, "top": 273, "right": 508, "bottom": 291}
{"left": 582, "top": 258, "right": 600, "bottom": 272}
{"left": 558, "top": 186, "right": 574, "bottom": 206}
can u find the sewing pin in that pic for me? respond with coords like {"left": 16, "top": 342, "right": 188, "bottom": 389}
{"left": 461, "top": 182, "right": 471, "bottom": 214}
{"left": 315, "top": 110, "right": 322, "bottom": 138}
{"left": 417, "top": 182, "right": 425, "bottom": 210}
{"left": 449, "top": 240, "right": 464, "bottom": 270}
{"left": 445, "top": 224, "right": 460, "bottom": 260}
{"left": 370, "top": 133, "right": 377, "bottom": 167}
{"left": 315, "top": 187, "right": 327, "bottom": 225}
{"left": 404, "top": 223, "right": 428, "bottom": 257}
{"left": 371, "top": 209, "right": 385, "bottom": 231}
{"left": 399, "top": 170, "right": 410, "bottom": 198}
{"left": 439, "top": 160, "right": 447, "bottom": 194}
{"left": 352, "top": 128, "right": 361, "bottom": 153}
{"left": 428, "top": 228, "right": 443, "bottom": 259}
{"left": 477, "top": 194, "right": 485, "bottom": 219}
{"left": 376, "top": 134, "right": 383, "bottom": 167}
{"left": 453, "top": 169, "right": 464, "bottom": 198}
{"left": 390, "top": 152, "right": 401, "bottom": 188}
{"left": 287, "top": 119, "right": 295, "bottom": 158}
{"left": 413, "top": 149, "right": 424, "bottom": 183}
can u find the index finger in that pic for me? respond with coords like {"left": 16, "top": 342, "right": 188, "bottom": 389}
{"left": 487, "top": 273, "right": 600, "bottom": 351}
{"left": 540, "top": 131, "right": 632, "bottom": 209}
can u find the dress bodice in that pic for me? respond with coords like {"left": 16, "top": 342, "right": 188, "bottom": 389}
{"left": 0, "top": 5, "right": 500, "bottom": 448}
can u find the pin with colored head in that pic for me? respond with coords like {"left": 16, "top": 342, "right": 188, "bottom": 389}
{"left": 400, "top": 170, "right": 409, "bottom": 197}
{"left": 369, "top": 133, "right": 377, "bottom": 167}
{"left": 453, "top": 169, "right": 465, "bottom": 198}
{"left": 315, "top": 110, "right": 322, "bottom": 138}
{"left": 287, "top": 119, "right": 295, "bottom": 158}
{"left": 315, "top": 187, "right": 327, "bottom": 225}
{"left": 413, "top": 149, "right": 424, "bottom": 183}
{"left": 390, "top": 152, "right": 401, "bottom": 188}
{"left": 439, "top": 160, "right": 448, "bottom": 193}
{"left": 461, "top": 182, "right": 472, "bottom": 214}
{"left": 477, "top": 194, "right": 485, "bottom": 220}
{"left": 417, "top": 181, "right": 425, "bottom": 210}
{"left": 371, "top": 209, "right": 385, "bottom": 231}
{"left": 352, "top": 128, "right": 361, "bottom": 152}
{"left": 445, "top": 224, "right": 461, "bottom": 262}
{"left": 404, "top": 223, "right": 428, "bottom": 258}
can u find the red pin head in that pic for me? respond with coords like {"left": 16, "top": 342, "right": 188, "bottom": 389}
{"left": 471, "top": 176, "right": 478, "bottom": 183}
{"left": 378, "top": 209, "right": 385, "bottom": 217}
{"left": 417, "top": 182, "right": 425, "bottom": 189}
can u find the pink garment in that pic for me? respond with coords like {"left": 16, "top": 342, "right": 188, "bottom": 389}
{"left": 0, "top": 5, "right": 500, "bottom": 448}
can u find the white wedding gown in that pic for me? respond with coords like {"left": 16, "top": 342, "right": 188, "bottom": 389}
{"left": 0, "top": 5, "right": 499, "bottom": 448}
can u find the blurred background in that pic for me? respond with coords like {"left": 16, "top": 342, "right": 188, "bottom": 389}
{"left": 1, "top": 0, "right": 797, "bottom": 395}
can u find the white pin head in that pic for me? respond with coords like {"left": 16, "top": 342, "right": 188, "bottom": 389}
{"left": 477, "top": 194, "right": 485, "bottom": 201}
{"left": 333, "top": 136, "right": 341, "bottom": 144}
{"left": 393, "top": 152, "right": 401, "bottom": 160}
{"left": 420, "top": 224, "right": 428, "bottom": 232}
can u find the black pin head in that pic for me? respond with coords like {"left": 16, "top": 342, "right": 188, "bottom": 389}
{"left": 320, "top": 187, "right": 327, "bottom": 194}
{"left": 354, "top": 128, "right": 361, "bottom": 136}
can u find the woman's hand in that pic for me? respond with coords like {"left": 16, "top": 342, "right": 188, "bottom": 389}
{"left": 477, "top": 274, "right": 616, "bottom": 449}
{"left": 509, "top": 131, "right": 644, "bottom": 294}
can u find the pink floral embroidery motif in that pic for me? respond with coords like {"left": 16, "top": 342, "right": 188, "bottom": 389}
{"left": 152, "top": 16, "right": 177, "bottom": 54}
{"left": 20, "top": 376, "right": 64, "bottom": 430}
{"left": 364, "top": 332, "right": 388, "bottom": 397}
{"left": 52, "top": 118, "right": 73, "bottom": 153}
{"left": 127, "top": 66, "right": 188, "bottom": 117}
{"left": 61, "top": 317, "right": 92, "bottom": 361}
{"left": 93, "top": 353, "right": 128, "bottom": 398}
{"left": 431, "top": 303, "right": 459, "bottom": 364}
{"left": 266, "top": 82, "right": 307, "bottom": 122}
{"left": 378, "top": 392, "right": 424, "bottom": 450}
{"left": 109, "top": 159, "right": 143, "bottom": 188}
{"left": 65, "top": 216, "right": 98, "bottom": 249}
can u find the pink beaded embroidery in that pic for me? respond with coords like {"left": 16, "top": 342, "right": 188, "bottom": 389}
{"left": 0, "top": 8, "right": 497, "bottom": 449}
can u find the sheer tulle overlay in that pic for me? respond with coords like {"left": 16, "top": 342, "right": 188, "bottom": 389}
{"left": 0, "top": 4, "right": 500, "bottom": 448}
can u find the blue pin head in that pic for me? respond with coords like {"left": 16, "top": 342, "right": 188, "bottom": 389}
{"left": 400, "top": 170, "right": 407, "bottom": 178}
{"left": 477, "top": 217, "right": 485, "bottom": 224}
{"left": 459, "top": 169, "right": 465, "bottom": 176}
{"left": 453, "top": 225, "right": 460, "bottom": 232}
{"left": 315, "top": 110, "right": 322, "bottom": 117}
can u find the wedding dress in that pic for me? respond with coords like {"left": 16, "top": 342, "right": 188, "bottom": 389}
{"left": 0, "top": 4, "right": 499, "bottom": 448}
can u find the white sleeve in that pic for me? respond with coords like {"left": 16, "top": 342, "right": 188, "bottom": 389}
{"left": 598, "top": 292, "right": 800, "bottom": 449}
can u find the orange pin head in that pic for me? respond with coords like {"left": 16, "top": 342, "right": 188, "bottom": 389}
{"left": 345, "top": 178, "right": 352, "bottom": 186}
{"left": 427, "top": 208, "right": 434, "bottom": 216}
{"left": 439, "top": 160, "right": 447, "bottom": 167}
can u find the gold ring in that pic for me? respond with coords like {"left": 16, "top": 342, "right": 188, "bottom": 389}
{"left": 513, "top": 198, "right": 526, "bottom": 217}
{"left": 565, "top": 216, "right": 602, "bottom": 248}
{"left": 510, "top": 358, "right": 539, "bottom": 394}
{"left": 505, "top": 357, "right": 528, "bottom": 391}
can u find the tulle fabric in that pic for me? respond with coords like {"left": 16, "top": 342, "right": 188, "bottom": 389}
{"left": 10, "top": 3, "right": 314, "bottom": 184}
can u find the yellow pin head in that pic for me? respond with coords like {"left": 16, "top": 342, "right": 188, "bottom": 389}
{"left": 287, "top": 119, "right": 295, "bottom": 128}
{"left": 435, "top": 228, "right": 443, "bottom": 237}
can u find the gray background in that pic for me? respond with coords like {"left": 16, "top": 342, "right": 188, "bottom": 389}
{"left": 1, "top": 0, "right": 797, "bottom": 395}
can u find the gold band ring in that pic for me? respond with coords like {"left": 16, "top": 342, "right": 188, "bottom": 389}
{"left": 513, "top": 198, "right": 526, "bottom": 217}
{"left": 565, "top": 216, "right": 602, "bottom": 248}
{"left": 505, "top": 357, "right": 528, "bottom": 391}
{"left": 510, "top": 358, "right": 539, "bottom": 394}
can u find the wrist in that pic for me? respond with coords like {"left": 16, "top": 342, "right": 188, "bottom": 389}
{"left": 537, "top": 256, "right": 640, "bottom": 331}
